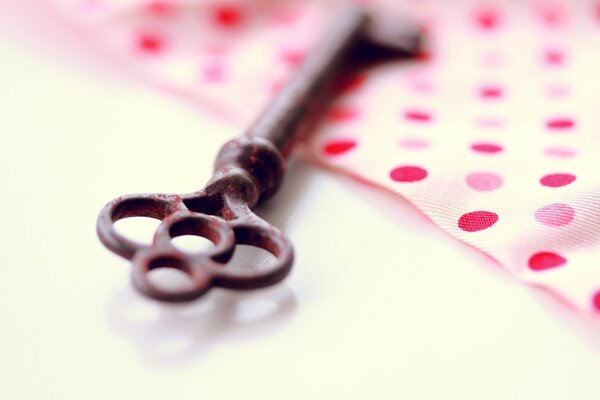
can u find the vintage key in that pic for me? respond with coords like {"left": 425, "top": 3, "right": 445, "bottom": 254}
{"left": 97, "top": 5, "right": 421, "bottom": 302}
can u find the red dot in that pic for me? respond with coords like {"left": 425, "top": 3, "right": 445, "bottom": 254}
{"left": 458, "top": 211, "right": 499, "bottom": 232}
{"left": 471, "top": 142, "right": 503, "bottom": 154}
{"left": 540, "top": 173, "right": 576, "bottom": 188}
{"left": 473, "top": 6, "right": 502, "bottom": 30}
{"left": 404, "top": 110, "right": 432, "bottom": 123}
{"left": 137, "top": 33, "right": 166, "bottom": 54}
{"left": 592, "top": 291, "right": 600, "bottom": 312}
{"left": 338, "top": 74, "right": 366, "bottom": 93}
{"left": 546, "top": 117, "right": 575, "bottom": 130}
{"left": 414, "top": 50, "right": 432, "bottom": 62}
{"left": 322, "top": 139, "right": 357, "bottom": 156}
{"left": 535, "top": 203, "right": 575, "bottom": 227}
{"left": 213, "top": 5, "right": 243, "bottom": 27}
{"left": 327, "top": 106, "right": 360, "bottom": 122}
{"left": 479, "top": 85, "right": 503, "bottom": 99}
{"left": 389, "top": 165, "right": 428, "bottom": 183}
{"left": 528, "top": 251, "right": 567, "bottom": 271}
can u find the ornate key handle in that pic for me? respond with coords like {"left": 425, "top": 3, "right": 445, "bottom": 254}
{"left": 97, "top": 137, "right": 291, "bottom": 302}
{"left": 97, "top": 6, "right": 421, "bottom": 302}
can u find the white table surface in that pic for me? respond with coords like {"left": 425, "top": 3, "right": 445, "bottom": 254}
{"left": 1, "top": 3, "right": 599, "bottom": 399}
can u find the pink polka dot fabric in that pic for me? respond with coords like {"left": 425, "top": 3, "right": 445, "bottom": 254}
{"left": 311, "top": 0, "right": 600, "bottom": 326}
{"left": 50, "top": 0, "right": 331, "bottom": 124}
{"left": 51, "top": 0, "right": 600, "bottom": 327}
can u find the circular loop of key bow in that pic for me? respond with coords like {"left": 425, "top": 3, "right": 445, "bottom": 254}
{"left": 96, "top": 176, "right": 294, "bottom": 303}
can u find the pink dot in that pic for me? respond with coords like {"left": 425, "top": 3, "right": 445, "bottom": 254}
{"left": 528, "top": 251, "right": 567, "bottom": 271}
{"left": 327, "top": 106, "right": 360, "bottom": 122}
{"left": 404, "top": 110, "right": 433, "bottom": 123}
{"left": 537, "top": 2, "right": 567, "bottom": 26}
{"left": 410, "top": 80, "right": 434, "bottom": 93}
{"left": 272, "top": 10, "right": 301, "bottom": 26}
{"left": 137, "top": 32, "right": 166, "bottom": 54}
{"left": 473, "top": 6, "right": 502, "bottom": 30}
{"left": 144, "top": 1, "right": 172, "bottom": 16}
{"left": 78, "top": 0, "right": 104, "bottom": 12}
{"left": 479, "top": 85, "right": 503, "bottom": 99}
{"left": 546, "top": 84, "right": 570, "bottom": 98}
{"left": 544, "top": 49, "right": 565, "bottom": 65}
{"left": 269, "top": 79, "right": 284, "bottom": 95}
{"left": 279, "top": 48, "right": 305, "bottom": 66}
{"left": 544, "top": 146, "right": 577, "bottom": 158}
{"left": 592, "top": 291, "right": 600, "bottom": 312}
{"left": 535, "top": 203, "right": 575, "bottom": 227}
{"left": 466, "top": 172, "right": 503, "bottom": 192}
{"left": 389, "top": 165, "right": 428, "bottom": 183}
{"left": 458, "top": 211, "right": 499, "bottom": 232}
{"left": 471, "top": 142, "right": 503, "bottom": 154}
{"left": 482, "top": 51, "right": 504, "bottom": 68}
{"left": 322, "top": 139, "right": 357, "bottom": 156}
{"left": 540, "top": 173, "right": 576, "bottom": 188}
{"left": 398, "top": 138, "right": 430, "bottom": 150}
{"left": 201, "top": 61, "right": 225, "bottom": 82}
{"left": 212, "top": 5, "right": 243, "bottom": 27}
{"left": 202, "top": 43, "right": 231, "bottom": 56}
{"left": 546, "top": 117, "right": 575, "bottom": 130}
{"left": 476, "top": 118, "right": 505, "bottom": 129}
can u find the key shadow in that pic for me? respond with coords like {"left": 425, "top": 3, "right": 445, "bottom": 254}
{"left": 105, "top": 158, "right": 316, "bottom": 369}
{"left": 106, "top": 284, "right": 297, "bottom": 369}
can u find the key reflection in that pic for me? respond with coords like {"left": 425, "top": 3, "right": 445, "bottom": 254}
{"left": 106, "top": 284, "right": 297, "bottom": 369}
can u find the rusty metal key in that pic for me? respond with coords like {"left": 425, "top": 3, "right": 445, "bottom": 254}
{"left": 97, "top": 5, "right": 421, "bottom": 302}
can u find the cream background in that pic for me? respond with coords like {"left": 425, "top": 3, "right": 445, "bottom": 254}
{"left": 1, "top": 2, "right": 599, "bottom": 399}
